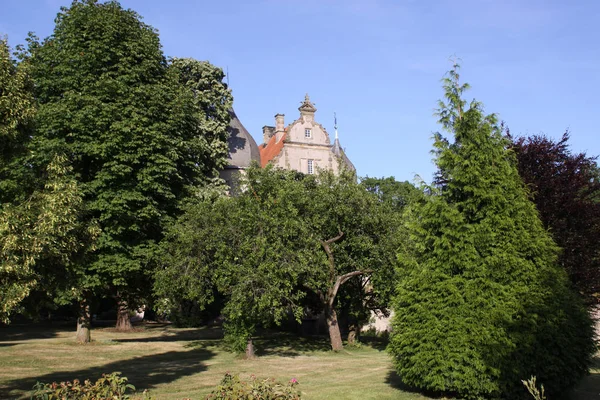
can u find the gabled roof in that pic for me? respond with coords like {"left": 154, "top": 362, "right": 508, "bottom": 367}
{"left": 259, "top": 131, "right": 286, "bottom": 167}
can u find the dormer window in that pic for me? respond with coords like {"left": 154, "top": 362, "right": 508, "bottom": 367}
{"left": 305, "top": 128, "right": 312, "bottom": 138}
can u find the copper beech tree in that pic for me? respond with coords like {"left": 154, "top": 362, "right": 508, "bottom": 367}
{"left": 155, "top": 166, "right": 401, "bottom": 354}
{"left": 509, "top": 132, "right": 600, "bottom": 301}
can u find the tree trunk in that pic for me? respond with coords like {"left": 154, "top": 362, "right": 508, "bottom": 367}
{"left": 245, "top": 337, "right": 255, "bottom": 359}
{"left": 326, "top": 307, "right": 344, "bottom": 351}
{"left": 115, "top": 296, "right": 132, "bottom": 331}
{"left": 320, "top": 231, "right": 367, "bottom": 352}
{"left": 76, "top": 298, "right": 91, "bottom": 343}
{"left": 347, "top": 323, "right": 359, "bottom": 345}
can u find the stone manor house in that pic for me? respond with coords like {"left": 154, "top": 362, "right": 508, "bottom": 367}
{"left": 220, "top": 94, "right": 354, "bottom": 186}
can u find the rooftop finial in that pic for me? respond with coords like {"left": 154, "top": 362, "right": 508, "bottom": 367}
{"left": 334, "top": 112, "right": 338, "bottom": 140}
{"left": 298, "top": 93, "right": 317, "bottom": 114}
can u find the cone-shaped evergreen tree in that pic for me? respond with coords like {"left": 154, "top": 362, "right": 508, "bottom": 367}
{"left": 388, "top": 64, "right": 595, "bottom": 399}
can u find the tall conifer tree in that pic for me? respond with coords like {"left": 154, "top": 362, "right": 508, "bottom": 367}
{"left": 388, "top": 64, "right": 595, "bottom": 399}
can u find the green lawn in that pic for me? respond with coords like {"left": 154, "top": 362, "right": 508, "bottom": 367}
{"left": 0, "top": 323, "right": 597, "bottom": 400}
{"left": 0, "top": 323, "right": 427, "bottom": 399}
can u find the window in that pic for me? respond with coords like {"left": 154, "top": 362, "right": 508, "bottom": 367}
{"left": 305, "top": 128, "right": 312, "bottom": 138}
{"left": 307, "top": 159, "right": 314, "bottom": 174}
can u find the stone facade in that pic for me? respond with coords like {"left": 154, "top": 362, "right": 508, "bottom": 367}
{"left": 259, "top": 94, "right": 354, "bottom": 175}
{"left": 221, "top": 95, "right": 354, "bottom": 190}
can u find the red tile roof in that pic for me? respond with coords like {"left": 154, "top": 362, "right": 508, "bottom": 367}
{"left": 259, "top": 131, "right": 286, "bottom": 167}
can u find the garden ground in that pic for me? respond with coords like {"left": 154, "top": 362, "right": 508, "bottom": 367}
{"left": 0, "top": 323, "right": 597, "bottom": 399}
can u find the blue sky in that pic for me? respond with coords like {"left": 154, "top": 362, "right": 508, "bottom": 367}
{"left": 2, "top": 0, "right": 599, "bottom": 183}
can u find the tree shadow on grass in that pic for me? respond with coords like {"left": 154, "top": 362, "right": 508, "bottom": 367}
{"left": 385, "top": 369, "right": 422, "bottom": 393}
{"left": 0, "top": 322, "right": 72, "bottom": 343}
{"left": 254, "top": 332, "right": 332, "bottom": 357}
{"left": 358, "top": 335, "right": 389, "bottom": 352}
{"left": 571, "top": 356, "right": 600, "bottom": 400}
{"left": 0, "top": 347, "right": 216, "bottom": 399}
{"left": 111, "top": 325, "right": 223, "bottom": 343}
{"left": 185, "top": 331, "right": 332, "bottom": 358}
{"left": 385, "top": 369, "right": 451, "bottom": 399}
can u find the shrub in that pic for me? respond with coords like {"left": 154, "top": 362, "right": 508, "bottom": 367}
{"left": 205, "top": 373, "right": 301, "bottom": 400}
{"left": 31, "top": 372, "right": 136, "bottom": 399}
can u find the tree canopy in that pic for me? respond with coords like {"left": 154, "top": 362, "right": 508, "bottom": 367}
{"left": 1, "top": 38, "right": 95, "bottom": 322}
{"left": 4, "top": 0, "right": 232, "bottom": 337}
{"left": 0, "top": 38, "right": 35, "bottom": 205}
{"left": 360, "top": 176, "right": 420, "bottom": 210}
{"left": 388, "top": 64, "right": 595, "bottom": 399}
{"left": 509, "top": 131, "right": 600, "bottom": 301}
{"left": 156, "top": 166, "right": 401, "bottom": 353}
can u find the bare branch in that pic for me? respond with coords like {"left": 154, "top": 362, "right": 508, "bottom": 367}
{"left": 339, "top": 270, "right": 366, "bottom": 286}
{"left": 321, "top": 229, "right": 344, "bottom": 284}
{"left": 328, "top": 270, "right": 367, "bottom": 308}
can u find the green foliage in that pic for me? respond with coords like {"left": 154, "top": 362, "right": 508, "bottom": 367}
{"left": 0, "top": 37, "right": 35, "bottom": 204}
{"left": 0, "top": 155, "right": 98, "bottom": 322}
{"left": 24, "top": 0, "right": 231, "bottom": 311}
{"left": 156, "top": 166, "right": 401, "bottom": 351}
{"left": 169, "top": 57, "right": 232, "bottom": 188}
{"left": 1, "top": 36, "right": 99, "bottom": 321}
{"left": 156, "top": 167, "right": 316, "bottom": 350}
{"left": 205, "top": 373, "right": 301, "bottom": 400}
{"left": 31, "top": 372, "right": 136, "bottom": 400}
{"left": 388, "top": 63, "right": 595, "bottom": 399}
{"left": 360, "top": 176, "right": 420, "bottom": 210}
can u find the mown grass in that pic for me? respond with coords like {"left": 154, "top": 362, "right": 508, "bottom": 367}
{"left": 0, "top": 323, "right": 598, "bottom": 400}
{"left": 0, "top": 323, "right": 426, "bottom": 400}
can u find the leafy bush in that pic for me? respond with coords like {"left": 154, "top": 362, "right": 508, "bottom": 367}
{"left": 205, "top": 373, "right": 301, "bottom": 400}
{"left": 31, "top": 372, "right": 136, "bottom": 399}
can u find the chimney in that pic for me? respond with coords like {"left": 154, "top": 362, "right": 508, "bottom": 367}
{"left": 262, "top": 125, "right": 275, "bottom": 144}
{"left": 275, "top": 113, "right": 285, "bottom": 142}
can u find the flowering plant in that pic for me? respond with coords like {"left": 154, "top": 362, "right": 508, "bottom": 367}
{"left": 206, "top": 373, "right": 301, "bottom": 399}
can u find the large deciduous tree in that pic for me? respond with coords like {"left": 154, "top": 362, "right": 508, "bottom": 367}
{"left": 1, "top": 38, "right": 95, "bottom": 324}
{"left": 388, "top": 64, "right": 595, "bottom": 399}
{"left": 27, "top": 0, "right": 231, "bottom": 335}
{"left": 169, "top": 58, "right": 232, "bottom": 187}
{"left": 509, "top": 132, "right": 600, "bottom": 301}
{"left": 155, "top": 166, "right": 400, "bottom": 354}
{"left": 0, "top": 151, "right": 97, "bottom": 324}
{"left": 0, "top": 37, "right": 35, "bottom": 205}
{"left": 360, "top": 176, "right": 420, "bottom": 210}
{"left": 301, "top": 170, "right": 400, "bottom": 351}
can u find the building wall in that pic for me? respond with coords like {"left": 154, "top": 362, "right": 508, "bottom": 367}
{"left": 219, "top": 168, "right": 240, "bottom": 191}
{"left": 271, "top": 117, "right": 343, "bottom": 175}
